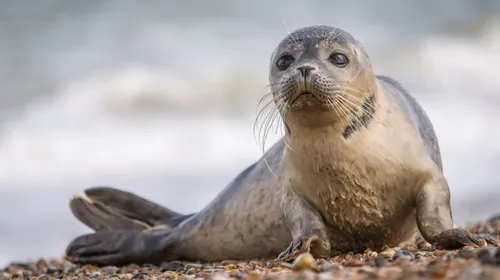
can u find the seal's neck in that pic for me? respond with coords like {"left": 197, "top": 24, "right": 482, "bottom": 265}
{"left": 341, "top": 92, "right": 376, "bottom": 139}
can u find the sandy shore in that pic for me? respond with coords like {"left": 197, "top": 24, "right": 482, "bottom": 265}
{"left": 2, "top": 216, "right": 500, "bottom": 280}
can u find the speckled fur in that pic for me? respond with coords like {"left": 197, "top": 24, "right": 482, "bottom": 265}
{"left": 66, "top": 26, "right": 480, "bottom": 266}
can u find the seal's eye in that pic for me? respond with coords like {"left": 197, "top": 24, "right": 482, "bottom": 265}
{"left": 276, "top": 55, "right": 294, "bottom": 71}
{"left": 328, "top": 53, "right": 349, "bottom": 67}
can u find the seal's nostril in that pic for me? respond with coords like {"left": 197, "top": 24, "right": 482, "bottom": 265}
{"left": 297, "top": 66, "right": 315, "bottom": 77}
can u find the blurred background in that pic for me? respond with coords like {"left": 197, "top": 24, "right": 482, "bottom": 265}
{"left": 1, "top": 0, "right": 500, "bottom": 266}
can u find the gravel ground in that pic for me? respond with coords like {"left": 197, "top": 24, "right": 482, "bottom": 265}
{"left": 2, "top": 216, "right": 500, "bottom": 280}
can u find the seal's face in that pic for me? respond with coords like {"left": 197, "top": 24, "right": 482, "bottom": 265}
{"left": 269, "top": 25, "right": 375, "bottom": 127}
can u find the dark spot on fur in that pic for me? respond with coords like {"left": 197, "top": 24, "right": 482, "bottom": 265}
{"left": 342, "top": 93, "right": 376, "bottom": 139}
{"left": 285, "top": 123, "right": 291, "bottom": 135}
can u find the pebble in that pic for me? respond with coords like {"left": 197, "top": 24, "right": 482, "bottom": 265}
{"left": 2, "top": 217, "right": 500, "bottom": 280}
{"left": 494, "top": 248, "right": 500, "bottom": 264}
{"left": 392, "top": 250, "right": 414, "bottom": 261}
{"left": 131, "top": 271, "right": 149, "bottom": 279}
{"left": 101, "top": 266, "right": 120, "bottom": 274}
{"left": 160, "top": 261, "right": 184, "bottom": 271}
{"left": 379, "top": 248, "right": 395, "bottom": 259}
{"left": 474, "top": 247, "right": 497, "bottom": 264}
{"left": 315, "top": 259, "right": 335, "bottom": 272}
{"left": 232, "top": 272, "right": 247, "bottom": 279}
{"left": 374, "top": 257, "right": 387, "bottom": 267}
{"left": 185, "top": 263, "right": 203, "bottom": 270}
{"left": 291, "top": 253, "right": 316, "bottom": 271}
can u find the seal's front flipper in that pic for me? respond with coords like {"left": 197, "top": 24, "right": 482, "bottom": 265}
{"left": 84, "top": 186, "right": 182, "bottom": 226}
{"left": 277, "top": 191, "right": 331, "bottom": 261}
{"left": 70, "top": 196, "right": 149, "bottom": 231}
{"left": 65, "top": 230, "right": 171, "bottom": 266}
{"left": 416, "top": 175, "right": 498, "bottom": 249}
{"left": 277, "top": 234, "right": 330, "bottom": 261}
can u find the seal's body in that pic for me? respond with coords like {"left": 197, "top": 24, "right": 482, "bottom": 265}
{"left": 65, "top": 26, "right": 493, "bottom": 266}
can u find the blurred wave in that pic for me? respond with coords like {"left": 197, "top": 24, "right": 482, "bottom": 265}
{"left": 1, "top": 0, "right": 500, "bottom": 266}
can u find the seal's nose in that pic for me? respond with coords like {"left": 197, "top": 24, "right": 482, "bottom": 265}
{"left": 297, "top": 66, "right": 315, "bottom": 78}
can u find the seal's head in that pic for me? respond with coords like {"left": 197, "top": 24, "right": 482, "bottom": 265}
{"left": 269, "top": 25, "right": 377, "bottom": 128}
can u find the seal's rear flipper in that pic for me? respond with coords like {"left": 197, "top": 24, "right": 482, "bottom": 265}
{"left": 65, "top": 229, "right": 173, "bottom": 266}
{"left": 69, "top": 196, "right": 150, "bottom": 232}
{"left": 83, "top": 186, "right": 182, "bottom": 226}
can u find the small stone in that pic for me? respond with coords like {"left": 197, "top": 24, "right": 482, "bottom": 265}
{"left": 36, "top": 260, "right": 48, "bottom": 272}
{"left": 463, "top": 246, "right": 475, "bottom": 252}
{"left": 205, "top": 272, "right": 230, "bottom": 280}
{"left": 474, "top": 247, "right": 496, "bottom": 264}
{"left": 122, "top": 273, "right": 133, "bottom": 280}
{"left": 374, "top": 257, "right": 387, "bottom": 267}
{"left": 131, "top": 271, "right": 149, "bottom": 279}
{"left": 317, "top": 272, "right": 334, "bottom": 280}
{"left": 10, "top": 270, "right": 23, "bottom": 278}
{"left": 315, "top": 259, "right": 334, "bottom": 272}
{"left": 185, "top": 268, "right": 196, "bottom": 275}
{"left": 45, "top": 265, "right": 60, "bottom": 274}
{"left": 122, "top": 264, "right": 141, "bottom": 274}
{"left": 433, "top": 249, "right": 442, "bottom": 256}
{"left": 185, "top": 263, "right": 203, "bottom": 270}
{"left": 233, "top": 272, "right": 247, "bottom": 279}
{"left": 392, "top": 250, "right": 414, "bottom": 261}
{"left": 160, "top": 261, "right": 184, "bottom": 271}
{"left": 38, "top": 275, "right": 49, "bottom": 280}
{"left": 428, "top": 259, "right": 449, "bottom": 278}
{"left": 414, "top": 251, "right": 426, "bottom": 259}
{"left": 163, "top": 271, "right": 178, "bottom": 279}
{"left": 379, "top": 248, "right": 395, "bottom": 259}
{"left": 101, "top": 266, "right": 120, "bottom": 274}
{"left": 458, "top": 246, "right": 476, "bottom": 259}
{"left": 358, "top": 265, "right": 377, "bottom": 275}
{"left": 291, "top": 253, "right": 316, "bottom": 271}
{"left": 62, "top": 261, "right": 76, "bottom": 274}
{"left": 343, "top": 259, "right": 364, "bottom": 267}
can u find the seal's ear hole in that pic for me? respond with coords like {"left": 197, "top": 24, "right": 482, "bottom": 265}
{"left": 353, "top": 48, "right": 358, "bottom": 56}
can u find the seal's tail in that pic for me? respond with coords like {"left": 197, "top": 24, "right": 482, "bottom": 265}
{"left": 69, "top": 186, "right": 189, "bottom": 232}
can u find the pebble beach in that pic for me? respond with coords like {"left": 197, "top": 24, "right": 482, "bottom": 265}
{"left": 2, "top": 215, "right": 499, "bottom": 280}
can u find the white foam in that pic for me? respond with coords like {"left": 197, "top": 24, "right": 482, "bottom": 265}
{"left": 0, "top": 66, "right": 277, "bottom": 186}
{"left": 414, "top": 20, "right": 500, "bottom": 194}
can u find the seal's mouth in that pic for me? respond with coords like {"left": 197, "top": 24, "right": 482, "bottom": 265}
{"left": 291, "top": 92, "right": 315, "bottom": 104}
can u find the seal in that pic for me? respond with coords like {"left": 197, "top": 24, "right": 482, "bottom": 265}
{"left": 65, "top": 25, "right": 495, "bottom": 266}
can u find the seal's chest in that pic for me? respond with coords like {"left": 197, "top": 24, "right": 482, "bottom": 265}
{"left": 316, "top": 179, "right": 384, "bottom": 223}
{"left": 306, "top": 160, "right": 416, "bottom": 228}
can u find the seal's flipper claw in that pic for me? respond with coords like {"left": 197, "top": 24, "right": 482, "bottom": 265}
{"left": 277, "top": 239, "right": 298, "bottom": 261}
{"left": 69, "top": 196, "right": 149, "bottom": 232}
{"left": 84, "top": 186, "right": 182, "bottom": 225}
{"left": 477, "top": 233, "right": 498, "bottom": 247}
{"left": 277, "top": 234, "right": 330, "bottom": 261}
{"left": 431, "top": 228, "right": 485, "bottom": 249}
